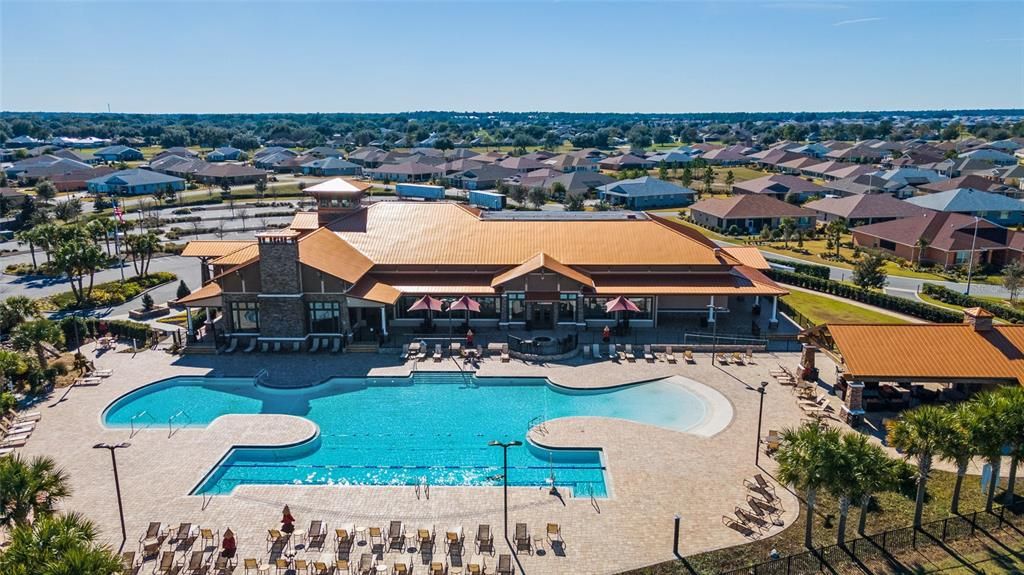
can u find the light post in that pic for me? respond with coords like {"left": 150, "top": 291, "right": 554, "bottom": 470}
{"left": 754, "top": 381, "right": 769, "bottom": 467}
{"left": 93, "top": 442, "right": 130, "bottom": 552}
{"left": 707, "top": 304, "right": 728, "bottom": 358}
{"left": 488, "top": 440, "right": 522, "bottom": 545}
{"left": 965, "top": 216, "right": 980, "bottom": 296}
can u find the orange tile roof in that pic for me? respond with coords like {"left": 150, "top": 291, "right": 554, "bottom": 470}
{"left": 347, "top": 275, "right": 402, "bottom": 304}
{"left": 828, "top": 323, "right": 1024, "bottom": 384}
{"left": 592, "top": 267, "right": 787, "bottom": 296}
{"left": 491, "top": 252, "right": 594, "bottom": 288}
{"left": 330, "top": 202, "right": 728, "bottom": 267}
{"left": 722, "top": 246, "right": 771, "bottom": 270}
{"left": 289, "top": 212, "right": 320, "bottom": 231}
{"left": 211, "top": 244, "right": 259, "bottom": 266}
{"left": 175, "top": 282, "right": 223, "bottom": 306}
{"left": 181, "top": 240, "right": 255, "bottom": 258}
{"left": 297, "top": 227, "right": 374, "bottom": 284}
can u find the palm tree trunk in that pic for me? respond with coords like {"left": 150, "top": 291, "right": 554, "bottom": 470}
{"left": 857, "top": 494, "right": 871, "bottom": 535}
{"left": 27, "top": 241, "right": 36, "bottom": 269}
{"left": 804, "top": 487, "right": 816, "bottom": 549}
{"left": 986, "top": 458, "right": 1002, "bottom": 512}
{"left": 952, "top": 461, "right": 967, "bottom": 514}
{"left": 35, "top": 344, "right": 47, "bottom": 369}
{"left": 1003, "top": 454, "right": 1019, "bottom": 504}
{"left": 837, "top": 496, "right": 850, "bottom": 545}
{"left": 914, "top": 454, "right": 931, "bottom": 527}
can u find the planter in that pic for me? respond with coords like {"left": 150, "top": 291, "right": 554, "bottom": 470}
{"left": 129, "top": 305, "right": 171, "bottom": 321}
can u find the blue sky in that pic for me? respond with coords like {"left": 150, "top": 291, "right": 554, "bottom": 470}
{"left": 2, "top": 0, "right": 1022, "bottom": 113}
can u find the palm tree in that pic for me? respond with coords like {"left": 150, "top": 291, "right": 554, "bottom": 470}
{"left": 0, "top": 295, "right": 41, "bottom": 333}
{"left": 776, "top": 422, "right": 840, "bottom": 548}
{"left": 855, "top": 436, "right": 903, "bottom": 536}
{"left": 11, "top": 319, "right": 64, "bottom": 370}
{"left": 832, "top": 432, "right": 898, "bottom": 543}
{"left": 0, "top": 512, "right": 122, "bottom": 575}
{"left": 887, "top": 405, "right": 947, "bottom": 527}
{"left": 15, "top": 228, "right": 39, "bottom": 270}
{"left": 778, "top": 218, "right": 796, "bottom": 248}
{"left": 0, "top": 349, "right": 28, "bottom": 390}
{"left": 996, "top": 386, "right": 1024, "bottom": 503}
{"left": 936, "top": 403, "right": 977, "bottom": 514}
{"left": 0, "top": 454, "right": 72, "bottom": 527}
{"left": 966, "top": 390, "right": 1008, "bottom": 512}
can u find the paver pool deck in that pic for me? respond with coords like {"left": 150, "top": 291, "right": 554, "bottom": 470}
{"left": 18, "top": 345, "right": 823, "bottom": 574}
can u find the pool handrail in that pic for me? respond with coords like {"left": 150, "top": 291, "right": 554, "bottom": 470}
{"left": 168, "top": 409, "right": 193, "bottom": 437}
{"left": 129, "top": 410, "right": 155, "bottom": 438}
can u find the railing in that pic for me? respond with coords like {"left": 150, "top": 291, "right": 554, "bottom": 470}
{"left": 254, "top": 369, "right": 269, "bottom": 386}
{"left": 717, "top": 501, "right": 1024, "bottom": 575}
{"left": 129, "top": 410, "right": 155, "bottom": 438}
{"left": 415, "top": 477, "right": 430, "bottom": 501}
{"left": 167, "top": 409, "right": 192, "bottom": 438}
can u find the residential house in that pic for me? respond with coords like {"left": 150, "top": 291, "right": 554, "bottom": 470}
{"left": 446, "top": 165, "right": 518, "bottom": 190}
{"left": 852, "top": 211, "right": 1014, "bottom": 269}
{"left": 804, "top": 194, "right": 930, "bottom": 226}
{"left": 732, "top": 174, "right": 826, "bottom": 202}
{"left": 701, "top": 146, "right": 749, "bottom": 165}
{"left": 347, "top": 147, "right": 388, "bottom": 168}
{"left": 689, "top": 195, "right": 817, "bottom": 235}
{"left": 301, "top": 157, "right": 362, "bottom": 177}
{"left": 596, "top": 176, "right": 696, "bottom": 210}
{"left": 871, "top": 168, "right": 948, "bottom": 197}
{"left": 302, "top": 146, "right": 344, "bottom": 159}
{"left": 195, "top": 164, "right": 268, "bottom": 186}
{"left": 253, "top": 149, "right": 300, "bottom": 171}
{"left": 365, "top": 161, "right": 443, "bottom": 183}
{"left": 598, "top": 154, "right": 653, "bottom": 171}
{"left": 4, "top": 136, "right": 44, "bottom": 148}
{"left": 823, "top": 174, "right": 890, "bottom": 196}
{"left": 904, "top": 188, "right": 1024, "bottom": 226}
{"left": 0, "top": 188, "right": 30, "bottom": 211}
{"left": 541, "top": 171, "right": 616, "bottom": 197}
{"left": 4, "top": 155, "right": 94, "bottom": 184}
{"left": 958, "top": 149, "right": 1017, "bottom": 166}
{"left": 206, "top": 147, "right": 244, "bottom": 162}
{"left": 50, "top": 166, "right": 115, "bottom": 192}
{"left": 497, "top": 156, "right": 548, "bottom": 174}
{"left": 51, "top": 148, "right": 99, "bottom": 164}
{"left": 542, "top": 154, "right": 599, "bottom": 172}
{"left": 94, "top": 145, "right": 144, "bottom": 162}
{"left": 151, "top": 147, "right": 199, "bottom": 162}
{"left": 86, "top": 169, "right": 185, "bottom": 196}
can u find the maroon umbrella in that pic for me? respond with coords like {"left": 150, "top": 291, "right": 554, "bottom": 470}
{"left": 605, "top": 296, "right": 641, "bottom": 313}
{"left": 448, "top": 296, "right": 481, "bottom": 312}
{"left": 408, "top": 295, "right": 444, "bottom": 328}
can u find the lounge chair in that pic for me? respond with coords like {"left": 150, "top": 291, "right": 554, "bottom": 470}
{"left": 334, "top": 560, "right": 350, "bottom": 575}
{"left": 496, "top": 554, "right": 513, "bottom": 575}
{"left": 514, "top": 523, "right": 531, "bottom": 555}
{"left": 450, "top": 342, "right": 461, "bottom": 357}
{"left": 764, "top": 430, "right": 780, "bottom": 453}
{"left": 445, "top": 527, "right": 464, "bottom": 556}
{"left": 388, "top": 521, "right": 405, "bottom": 551}
{"left": 293, "top": 559, "right": 310, "bottom": 574}
{"left": 212, "top": 555, "right": 232, "bottom": 575}
{"left": 139, "top": 522, "right": 163, "bottom": 557}
{"left": 748, "top": 494, "right": 780, "bottom": 515}
{"left": 399, "top": 344, "right": 410, "bottom": 359}
{"left": 272, "top": 341, "right": 281, "bottom": 353}
{"left": 476, "top": 345, "right": 484, "bottom": 359}
{"left": 368, "top": 526, "right": 384, "bottom": 551}
{"left": 0, "top": 447, "right": 14, "bottom": 456}
{"left": 121, "top": 551, "right": 136, "bottom": 575}
{"left": 0, "top": 436, "right": 27, "bottom": 448}
{"left": 392, "top": 560, "right": 410, "bottom": 574}
{"left": 684, "top": 349, "right": 695, "bottom": 363}
{"left": 722, "top": 517, "right": 757, "bottom": 539}
{"left": 309, "top": 338, "right": 321, "bottom": 353}
{"left": 154, "top": 551, "right": 178, "bottom": 575}
{"left": 243, "top": 559, "right": 260, "bottom": 575}
{"left": 754, "top": 473, "right": 776, "bottom": 493}
{"left": 274, "top": 558, "right": 290, "bottom": 575}
{"left": 260, "top": 342, "right": 270, "bottom": 353}
{"left": 591, "top": 343, "right": 602, "bottom": 359}
{"left": 1, "top": 420, "right": 34, "bottom": 434}
{"left": 222, "top": 338, "right": 238, "bottom": 354}
{"left": 433, "top": 344, "right": 443, "bottom": 361}
{"left": 417, "top": 527, "right": 435, "bottom": 552}
{"left": 184, "top": 550, "right": 207, "bottom": 575}
{"left": 199, "top": 528, "right": 217, "bottom": 550}
{"left": 290, "top": 341, "right": 300, "bottom": 352}
{"left": 643, "top": 344, "right": 655, "bottom": 362}
{"left": 330, "top": 338, "right": 342, "bottom": 353}
{"left": 745, "top": 347, "right": 754, "bottom": 363}
{"left": 475, "top": 524, "right": 493, "bottom": 555}
{"left": 170, "top": 523, "right": 193, "bottom": 548}
{"left": 358, "top": 553, "right": 374, "bottom": 575}
{"left": 608, "top": 343, "right": 617, "bottom": 360}
{"left": 8, "top": 411, "right": 40, "bottom": 422}
{"left": 307, "top": 519, "right": 326, "bottom": 551}
{"left": 546, "top": 523, "right": 563, "bottom": 549}
{"left": 731, "top": 351, "right": 744, "bottom": 365}
{"left": 266, "top": 528, "right": 287, "bottom": 552}
{"left": 311, "top": 561, "right": 329, "bottom": 575}
{"left": 716, "top": 353, "right": 729, "bottom": 365}
{"left": 500, "top": 343, "right": 510, "bottom": 363}
{"left": 666, "top": 346, "right": 678, "bottom": 364}
{"left": 428, "top": 563, "right": 444, "bottom": 575}
{"left": 91, "top": 369, "right": 114, "bottom": 377}
{"left": 467, "top": 555, "right": 485, "bottom": 575}
{"left": 736, "top": 508, "right": 769, "bottom": 531}
{"left": 242, "top": 339, "right": 257, "bottom": 353}
{"left": 75, "top": 377, "right": 103, "bottom": 386}
{"left": 624, "top": 344, "right": 635, "bottom": 362}
{"left": 335, "top": 526, "right": 354, "bottom": 553}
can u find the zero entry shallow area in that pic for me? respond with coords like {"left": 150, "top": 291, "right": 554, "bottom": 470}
{"left": 103, "top": 372, "right": 719, "bottom": 497}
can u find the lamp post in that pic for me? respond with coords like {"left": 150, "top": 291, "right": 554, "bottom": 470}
{"left": 707, "top": 304, "right": 728, "bottom": 358}
{"left": 965, "top": 216, "right": 980, "bottom": 296}
{"left": 488, "top": 440, "right": 522, "bottom": 544}
{"left": 754, "top": 381, "right": 769, "bottom": 467}
{"left": 93, "top": 442, "right": 130, "bottom": 552}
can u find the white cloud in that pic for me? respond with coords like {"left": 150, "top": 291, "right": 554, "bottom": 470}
{"left": 833, "top": 16, "right": 884, "bottom": 26}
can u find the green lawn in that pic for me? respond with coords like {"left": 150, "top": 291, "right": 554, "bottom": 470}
{"left": 782, "top": 289, "right": 909, "bottom": 325}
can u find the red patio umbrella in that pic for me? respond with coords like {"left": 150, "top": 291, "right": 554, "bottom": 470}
{"left": 448, "top": 295, "right": 481, "bottom": 313}
{"left": 605, "top": 296, "right": 641, "bottom": 313}
{"left": 407, "top": 295, "right": 445, "bottom": 312}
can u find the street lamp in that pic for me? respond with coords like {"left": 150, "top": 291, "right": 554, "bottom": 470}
{"left": 707, "top": 304, "right": 728, "bottom": 358}
{"left": 488, "top": 440, "right": 522, "bottom": 544}
{"left": 93, "top": 442, "right": 130, "bottom": 552}
{"left": 754, "top": 381, "right": 768, "bottom": 467}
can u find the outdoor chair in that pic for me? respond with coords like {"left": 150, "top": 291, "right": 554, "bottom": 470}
{"left": 120, "top": 551, "right": 136, "bottom": 575}
{"left": 241, "top": 338, "right": 257, "bottom": 353}
{"left": 243, "top": 559, "right": 260, "bottom": 575}
{"left": 335, "top": 526, "right": 354, "bottom": 553}
{"left": 311, "top": 561, "right": 330, "bottom": 575}
{"left": 475, "top": 524, "right": 493, "bottom": 555}
{"left": 334, "top": 560, "right": 350, "bottom": 575}
{"left": 546, "top": 523, "right": 564, "bottom": 550}
{"left": 272, "top": 341, "right": 281, "bottom": 353}
{"left": 643, "top": 344, "right": 655, "bottom": 361}
{"left": 212, "top": 555, "right": 232, "bottom": 575}
{"left": 266, "top": 528, "right": 288, "bottom": 552}
{"left": 293, "top": 559, "right": 310, "bottom": 574}
{"left": 275, "top": 558, "right": 290, "bottom": 575}
{"left": 500, "top": 343, "right": 510, "bottom": 362}
{"left": 184, "top": 550, "right": 207, "bottom": 575}
{"left": 467, "top": 555, "right": 485, "bottom": 575}
{"left": 170, "top": 523, "right": 193, "bottom": 549}
{"left": 428, "top": 563, "right": 445, "bottom": 575}
{"left": 418, "top": 527, "right": 435, "bottom": 552}
{"left": 684, "top": 349, "right": 695, "bottom": 363}
{"left": 393, "top": 560, "right": 410, "bottom": 574}
{"left": 309, "top": 338, "right": 321, "bottom": 353}
{"left": 388, "top": 521, "right": 405, "bottom": 551}
{"left": 722, "top": 517, "right": 757, "bottom": 539}
{"left": 139, "top": 522, "right": 163, "bottom": 557}
{"left": 330, "top": 338, "right": 342, "bottom": 353}
{"left": 623, "top": 344, "right": 635, "bottom": 362}
{"left": 260, "top": 342, "right": 270, "bottom": 353}
{"left": 591, "top": 343, "right": 602, "bottom": 359}
{"left": 154, "top": 552, "right": 178, "bottom": 575}
{"left": 445, "top": 527, "right": 464, "bottom": 556}
{"left": 735, "top": 508, "right": 769, "bottom": 532}
{"left": 514, "top": 523, "right": 531, "bottom": 555}
{"left": 358, "top": 553, "right": 374, "bottom": 575}
{"left": 496, "top": 554, "right": 513, "bottom": 575}
{"left": 399, "top": 344, "right": 410, "bottom": 359}
{"left": 307, "top": 519, "right": 326, "bottom": 551}
{"left": 764, "top": 430, "right": 780, "bottom": 453}
{"left": 433, "top": 344, "right": 443, "bottom": 362}
{"left": 222, "top": 338, "right": 238, "bottom": 354}
{"left": 199, "top": 528, "right": 217, "bottom": 550}
{"left": 368, "top": 526, "right": 384, "bottom": 551}
{"left": 666, "top": 346, "right": 678, "bottom": 363}
{"left": 731, "top": 351, "right": 744, "bottom": 365}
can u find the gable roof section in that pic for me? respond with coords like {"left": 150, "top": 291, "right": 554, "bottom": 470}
{"left": 181, "top": 240, "right": 256, "bottom": 258}
{"left": 690, "top": 194, "right": 817, "bottom": 220}
{"left": 733, "top": 174, "right": 825, "bottom": 195}
{"left": 491, "top": 252, "right": 594, "bottom": 288}
{"left": 804, "top": 195, "right": 930, "bottom": 220}
{"left": 852, "top": 211, "right": 1006, "bottom": 251}
{"left": 905, "top": 188, "right": 1024, "bottom": 213}
{"left": 211, "top": 244, "right": 259, "bottom": 266}
{"left": 297, "top": 227, "right": 374, "bottom": 284}
{"left": 289, "top": 212, "right": 320, "bottom": 231}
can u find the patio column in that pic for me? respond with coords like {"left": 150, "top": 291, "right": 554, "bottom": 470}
{"left": 380, "top": 307, "right": 388, "bottom": 337}
{"left": 707, "top": 296, "right": 716, "bottom": 323}
{"left": 770, "top": 296, "right": 779, "bottom": 328}
{"left": 185, "top": 306, "right": 194, "bottom": 337}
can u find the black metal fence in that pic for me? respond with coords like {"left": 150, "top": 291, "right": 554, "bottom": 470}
{"left": 719, "top": 502, "right": 1023, "bottom": 575}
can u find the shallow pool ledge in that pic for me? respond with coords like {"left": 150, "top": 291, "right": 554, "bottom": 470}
{"left": 204, "top": 414, "right": 319, "bottom": 449}
{"left": 661, "top": 376, "right": 733, "bottom": 437}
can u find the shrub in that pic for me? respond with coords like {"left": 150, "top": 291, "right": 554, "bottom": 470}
{"left": 766, "top": 258, "right": 831, "bottom": 280}
{"left": 41, "top": 272, "right": 176, "bottom": 312}
{"left": 176, "top": 280, "right": 191, "bottom": 299}
{"left": 921, "top": 283, "right": 1024, "bottom": 323}
{"left": 141, "top": 293, "right": 154, "bottom": 311}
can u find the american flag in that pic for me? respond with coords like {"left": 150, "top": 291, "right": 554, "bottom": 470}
{"left": 112, "top": 200, "right": 125, "bottom": 224}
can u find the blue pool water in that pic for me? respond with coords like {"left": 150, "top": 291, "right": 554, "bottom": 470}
{"left": 104, "top": 372, "right": 708, "bottom": 497}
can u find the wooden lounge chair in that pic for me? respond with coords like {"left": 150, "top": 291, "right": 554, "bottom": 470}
{"left": 243, "top": 559, "right": 260, "bottom": 575}
{"left": 307, "top": 519, "right": 326, "bottom": 551}
{"left": 500, "top": 343, "right": 510, "bottom": 363}
{"left": 335, "top": 527, "right": 353, "bottom": 553}
{"left": 418, "top": 527, "right": 435, "bottom": 552}
{"left": 624, "top": 344, "right": 635, "bottom": 362}
{"left": 433, "top": 344, "right": 442, "bottom": 362}
{"left": 666, "top": 346, "right": 678, "bottom": 363}
{"left": 445, "top": 527, "right": 464, "bottom": 556}
{"left": 514, "top": 523, "right": 531, "bottom": 555}
{"left": 266, "top": 528, "right": 287, "bottom": 552}
{"left": 334, "top": 560, "right": 350, "bottom": 575}
{"left": 184, "top": 550, "right": 207, "bottom": 575}
{"left": 392, "top": 560, "right": 410, "bottom": 574}
{"left": 684, "top": 349, "right": 695, "bottom": 363}
{"left": 475, "top": 524, "right": 493, "bottom": 555}
{"left": 357, "top": 553, "right": 374, "bottom": 575}
{"left": 716, "top": 353, "right": 729, "bottom": 365}
{"left": 496, "top": 554, "right": 513, "bottom": 575}
{"left": 722, "top": 517, "right": 757, "bottom": 539}
{"left": 154, "top": 551, "right": 178, "bottom": 575}
{"left": 731, "top": 351, "right": 744, "bottom": 365}
{"left": 428, "top": 563, "right": 444, "bottom": 575}
{"left": 546, "top": 523, "right": 564, "bottom": 549}
{"left": 388, "top": 521, "right": 405, "bottom": 551}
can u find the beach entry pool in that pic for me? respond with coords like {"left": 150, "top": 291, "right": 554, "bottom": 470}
{"left": 104, "top": 372, "right": 719, "bottom": 497}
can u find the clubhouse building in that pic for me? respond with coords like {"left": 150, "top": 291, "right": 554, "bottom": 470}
{"left": 179, "top": 178, "right": 787, "bottom": 349}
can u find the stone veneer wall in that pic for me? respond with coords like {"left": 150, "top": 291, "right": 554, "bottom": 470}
{"left": 259, "top": 297, "right": 307, "bottom": 339}
{"left": 257, "top": 239, "right": 305, "bottom": 338}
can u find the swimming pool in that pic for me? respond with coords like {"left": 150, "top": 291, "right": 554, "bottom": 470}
{"left": 103, "top": 372, "right": 718, "bottom": 497}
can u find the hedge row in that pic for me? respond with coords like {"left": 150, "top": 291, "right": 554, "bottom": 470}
{"left": 767, "top": 269, "right": 963, "bottom": 324}
{"left": 44, "top": 272, "right": 177, "bottom": 312}
{"left": 921, "top": 283, "right": 1024, "bottom": 323}
{"left": 766, "top": 258, "right": 831, "bottom": 280}
{"left": 60, "top": 317, "right": 155, "bottom": 349}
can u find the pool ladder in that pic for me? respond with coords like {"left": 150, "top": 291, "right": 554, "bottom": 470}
{"left": 415, "top": 477, "right": 430, "bottom": 501}
{"left": 254, "top": 369, "right": 269, "bottom": 386}
{"left": 129, "top": 410, "right": 155, "bottom": 438}
{"left": 528, "top": 415, "right": 549, "bottom": 437}
{"left": 168, "top": 409, "right": 192, "bottom": 438}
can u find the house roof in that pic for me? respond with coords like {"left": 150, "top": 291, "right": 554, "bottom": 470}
{"left": 181, "top": 240, "right": 257, "bottom": 258}
{"left": 905, "top": 188, "right": 1024, "bottom": 214}
{"left": 721, "top": 246, "right": 770, "bottom": 270}
{"left": 289, "top": 212, "right": 320, "bottom": 231}
{"left": 824, "top": 174, "right": 890, "bottom": 196}
{"left": 491, "top": 252, "right": 594, "bottom": 287}
{"left": 732, "top": 174, "right": 826, "bottom": 196}
{"left": 852, "top": 211, "right": 1007, "bottom": 252}
{"left": 95, "top": 145, "right": 140, "bottom": 156}
{"left": 195, "top": 164, "right": 266, "bottom": 178}
{"left": 597, "top": 176, "right": 695, "bottom": 198}
{"left": 917, "top": 174, "right": 1008, "bottom": 194}
{"left": 804, "top": 195, "right": 930, "bottom": 220}
{"left": 296, "top": 227, "right": 375, "bottom": 284}
{"left": 87, "top": 168, "right": 183, "bottom": 187}
{"left": 211, "top": 244, "right": 259, "bottom": 266}
{"left": 690, "top": 194, "right": 817, "bottom": 220}
{"left": 827, "top": 323, "right": 1024, "bottom": 384}
{"left": 175, "top": 282, "right": 223, "bottom": 307}
{"left": 300, "top": 157, "right": 360, "bottom": 170}
{"left": 598, "top": 154, "right": 651, "bottom": 167}
{"left": 304, "top": 178, "right": 372, "bottom": 194}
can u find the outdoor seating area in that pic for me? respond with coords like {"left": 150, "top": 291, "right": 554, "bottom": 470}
{"left": 220, "top": 337, "right": 344, "bottom": 355}
{"left": 722, "top": 474, "right": 785, "bottom": 540}
{"left": 124, "top": 515, "right": 565, "bottom": 575}
{"left": 0, "top": 409, "right": 41, "bottom": 455}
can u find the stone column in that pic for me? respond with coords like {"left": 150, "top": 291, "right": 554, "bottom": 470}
{"left": 380, "top": 307, "right": 388, "bottom": 337}
{"left": 707, "top": 296, "right": 716, "bottom": 323}
{"left": 843, "top": 381, "right": 865, "bottom": 427}
{"left": 769, "top": 296, "right": 779, "bottom": 328}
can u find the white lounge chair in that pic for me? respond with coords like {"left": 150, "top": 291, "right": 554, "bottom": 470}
{"left": 259, "top": 341, "right": 270, "bottom": 353}
{"left": 222, "top": 338, "right": 238, "bottom": 354}
{"left": 0, "top": 436, "right": 27, "bottom": 448}
{"left": 665, "top": 346, "right": 678, "bottom": 364}
{"left": 91, "top": 369, "right": 114, "bottom": 377}
{"left": 11, "top": 412, "right": 40, "bottom": 422}
{"left": 291, "top": 341, "right": 300, "bottom": 352}
{"left": 242, "top": 339, "right": 257, "bottom": 353}
{"left": 309, "top": 338, "right": 321, "bottom": 353}
{"left": 500, "top": 344, "right": 510, "bottom": 363}
{"left": 583, "top": 345, "right": 591, "bottom": 358}
{"left": 624, "top": 344, "right": 635, "bottom": 362}
{"left": 643, "top": 344, "right": 654, "bottom": 362}
{"left": 330, "top": 338, "right": 341, "bottom": 353}
{"left": 592, "top": 344, "right": 602, "bottom": 359}
{"left": 399, "top": 344, "right": 410, "bottom": 359}
{"left": 433, "top": 344, "right": 442, "bottom": 361}
{"left": 608, "top": 344, "right": 617, "bottom": 360}
{"left": 272, "top": 342, "right": 281, "bottom": 353}
{"left": 75, "top": 377, "right": 102, "bottom": 386}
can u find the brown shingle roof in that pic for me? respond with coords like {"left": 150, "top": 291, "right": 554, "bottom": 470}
{"left": 803, "top": 195, "right": 930, "bottom": 221}
{"left": 690, "top": 195, "right": 817, "bottom": 220}
{"left": 851, "top": 211, "right": 1006, "bottom": 252}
